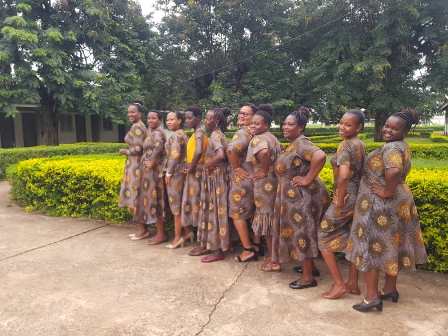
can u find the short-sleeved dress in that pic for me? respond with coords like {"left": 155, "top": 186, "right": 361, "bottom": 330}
{"left": 165, "top": 129, "right": 188, "bottom": 216}
{"left": 246, "top": 131, "right": 281, "bottom": 237}
{"left": 197, "top": 129, "right": 230, "bottom": 252}
{"left": 345, "top": 141, "right": 427, "bottom": 276}
{"left": 136, "top": 127, "right": 166, "bottom": 224}
{"left": 318, "top": 137, "right": 366, "bottom": 252}
{"left": 271, "top": 135, "right": 329, "bottom": 263}
{"left": 181, "top": 127, "right": 208, "bottom": 228}
{"left": 119, "top": 121, "right": 147, "bottom": 209}
{"left": 228, "top": 127, "right": 254, "bottom": 220}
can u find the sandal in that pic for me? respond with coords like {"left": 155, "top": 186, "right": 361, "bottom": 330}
{"left": 235, "top": 247, "right": 258, "bottom": 263}
{"left": 129, "top": 232, "right": 150, "bottom": 240}
{"left": 261, "top": 260, "right": 281, "bottom": 272}
{"left": 188, "top": 246, "right": 210, "bottom": 256}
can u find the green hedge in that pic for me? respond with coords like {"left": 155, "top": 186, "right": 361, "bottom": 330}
{"left": 430, "top": 131, "right": 448, "bottom": 143}
{"left": 0, "top": 142, "right": 126, "bottom": 179}
{"left": 7, "top": 155, "right": 448, "bottom": 272}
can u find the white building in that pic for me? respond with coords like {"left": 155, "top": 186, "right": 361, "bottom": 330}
{"left": 0, "top": 105, "right": 124, "bottom": 148}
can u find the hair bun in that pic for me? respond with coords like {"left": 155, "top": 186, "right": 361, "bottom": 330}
{"left": 258, "top": 104, "right": 273, "bottom": 117}
{"left": 295, "top": 106, "right": 311, "bottom": 120}
{"left": 401, "top": 108, "right": 420, "bottom": 125}
{"left": 132, "top": 100, "right": 144, "bottom": 107}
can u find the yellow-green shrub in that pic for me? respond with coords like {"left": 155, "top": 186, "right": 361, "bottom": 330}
{"left": 0, "top": 142, "right": 126, "bottom": 179}
{"left": 7, "top": 156, "right": 448, "bottom": 272}
{"left": 430, "top": 131, "right": 448, "bottom": 143}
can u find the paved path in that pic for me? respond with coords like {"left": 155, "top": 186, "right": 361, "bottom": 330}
{"left": 0, "top": 181, "right": 447, "bottom": 336}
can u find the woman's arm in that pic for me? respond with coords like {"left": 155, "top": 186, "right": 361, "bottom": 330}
{"left": 292, "top": 149, "right": 326, "bottom": 187}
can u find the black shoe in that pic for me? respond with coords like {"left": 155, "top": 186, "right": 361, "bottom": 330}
{"left": 292, "top": 265, "right": 320, "bottom": 277}
{"left": 381, "top": 290, "right": 399, "bottom": 303}
{"left": 289, "top": 279, "right": 317, "bottom": 290}
{"left": 353, "top": 298, "right": 383, "bottom": 312}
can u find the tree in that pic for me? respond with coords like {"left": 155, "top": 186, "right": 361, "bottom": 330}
{"left": 0, "top": 0, "right": 154, "bottom": 145}
{"left": 286, "top": 0, "right": 448, "bottom": 139}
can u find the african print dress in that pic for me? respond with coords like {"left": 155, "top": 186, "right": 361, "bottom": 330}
{"left": 246, "top": 131, "right": 281, "bottom": 237}
{"left": 181, "top": 127, "right": 208, "bottom": 228}
{"left": 271, "top": 135, "right": 329, "bottom": 263}
{"left": 119, "top": 121, "right": 146, "bottom": 209}
{"left": 165, "top": 129, "right": 188, "bottom": 216}
{"left": 137, "top": 127, "right": 166, "bottom": 224}
{"left": 345, "top": 141, "right": 427, "bottom": 276}
{"left": 228, "top": 127, "right": 254, "bottom": 220}
{"left": 318, "top": 137, "right": 365, "bottom": 252}
{"left": 197, "top": 129, "right": 230, "bottom": 252}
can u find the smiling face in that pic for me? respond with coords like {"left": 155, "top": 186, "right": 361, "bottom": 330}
{"left": 238, "top": 106, "right": 255, "bottom": 127}
{"left": 338, "top": 113, "right": 362, "bottom": 139}
{"left": 250, "top": 114, "right": 268, "bottom": 135}
{"left": 147, "top": 112, "right": 161, "bottom": 130}
{"left": 282, "top": 115, "right": 302, "bottom": 141}
{"left": 383, "top": 116, "right": 406, "bottom": 142}
{"left": 204, "top": 110, "right": 216, "bottom": 132}
{"left": 166, "top": 112, "right": 181, "bottom": 131}
{"left": 127, "top": 105, "right": 141, "bottom": 123}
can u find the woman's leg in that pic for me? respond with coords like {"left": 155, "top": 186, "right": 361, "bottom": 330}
{"left": 346, "top": 263, "right": 360, "bottom": 294}
{"left": 172, "top": 214, "right": 182, "bottom": 243}
{"left": 148, "top": 216, "right": 166, "bottom": 244}
{"left": 364, "top": 269, "right": 380, "bottom": 301}
{"left": 321, "top": 249, "right": 346, "bottom": 298}
{"left": 302, "top": 258, "right": 315, "bottom": 283}
{"left": 233, "top": 218, "right": 256, "bottom": 260}
{"left": 383, "top": 274, "right": 398, "bottom": 294}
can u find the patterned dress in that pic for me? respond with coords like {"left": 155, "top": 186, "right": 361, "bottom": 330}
{"left": 246, "top": 131, "right": 281, "bottom": 237}
{"left": 228, "top": 127, "right": 254, "bottom": 220}
{"left": 165, "top": 129, "right": 188, "bottom": 216}
{"left": 119, "top": 121, "right": 147, "bottom": 209}
{"left": 197, "top": 129, "right": 230, "bottom": 251}
{"left": 272, "top": 135, "right": 329, "bottom": 263}
{"left": 181, "top": 127, "right": 208, "bottom": 228}
{"left": 137, "top": 127, "right": 166, "bottom": 224}
{"left": 346, "top": 141, "right": 427, "bottom": 276}
{"left": 318, "top": 137, "right": 366, "bottom": 252}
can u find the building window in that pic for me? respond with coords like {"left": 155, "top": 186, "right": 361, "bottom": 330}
{"left": 60, "top": 115, "right": 74, "bottom": 132}
{"left": 103, "top": 119, "right": 113, "bottom": 131}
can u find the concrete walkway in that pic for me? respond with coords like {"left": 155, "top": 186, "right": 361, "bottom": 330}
{"left": 0, "top": 181, "right": 447, "bottom": 336}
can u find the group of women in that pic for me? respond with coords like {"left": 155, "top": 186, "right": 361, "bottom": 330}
{"left": 118, "top": 100, "right": 427, "bottom": 313}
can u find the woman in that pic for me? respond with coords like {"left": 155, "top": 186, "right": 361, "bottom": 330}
{"left": 318, "top": 110, "right": 366, "bottom": 299}
{"left": 347, "top": 108, "right": 427, "bottom": 312}
{"left": 194, "top": 108, "right": 230, "bottom": 262}
{"left": 181, "top": 106, "right": 209, "bottom": 255}
{"left": 136, "top": 110, "right": 167, "bottom": 244}
{"left": 227, "top": 104, "right": 258, "bottom": 262}
{"left": 271, "top": 107, "right": 329, "bottom": 288}
{"left": 118, "top": 101, "right": 147, "bottom": 238}
{"left": 165, "top": 111, "right": 193, "bottom": 248}
{"left": 246, "top": 104, "right": 281, "bottom": 271}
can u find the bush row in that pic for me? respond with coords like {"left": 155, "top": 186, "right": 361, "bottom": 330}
{"left": 7, "top": 155, "right": 448, "bottom": 272}
{"left": 0, "top": 142, "right": 126, "bottom": 179}
{"left": 430, "top": 131, "right": 448, "bottom": 143}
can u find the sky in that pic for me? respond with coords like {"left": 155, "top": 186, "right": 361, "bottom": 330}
{"left": 137, "top": 0, "right": 164, "bottom": 22}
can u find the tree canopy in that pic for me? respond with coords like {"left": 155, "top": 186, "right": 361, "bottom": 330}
{"left": 1, "top": 0, "right": 447, "bottom": 143}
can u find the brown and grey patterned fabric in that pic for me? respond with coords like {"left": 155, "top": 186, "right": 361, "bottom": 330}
{"left": 228, "top": 126, "right": 254, "bottom": 220}
{"left": 119, "top": 121, "right": 147, "bottom": 209}
{"left": 165, "top": 129, "right": 188, "bottom": 216}
{"left": 181, "top": 127, "right": 208, "bottom": 228}
{"left": 136, "top": 127, "right": 166, "bottom": 224}
{"left": 197, "top": 129, "right": 230, "bottom": 252}
{"left": 245, "top": 131, "right": 281, "bottom": 237}
{"left": 318, "top": 137, "right": 366, "bottom": 252}
{"left": 272, "top": 135, "right": 329, "bottom": 263}
{"left": 346, "top": 141, "right": 427, "bottom": 275}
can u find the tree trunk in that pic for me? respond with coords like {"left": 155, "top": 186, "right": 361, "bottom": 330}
{"left": 40, "top": 93, "right": 59, "bottom": 146}
{"left": 374, "top": 110, "right": 388, "bottom": 141}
